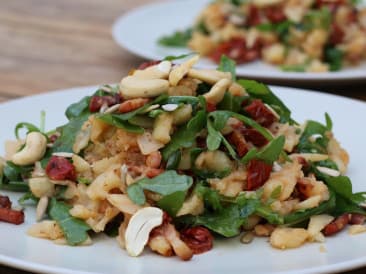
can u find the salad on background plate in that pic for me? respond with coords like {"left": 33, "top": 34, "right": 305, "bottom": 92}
{"left": 1, "top": 55, "right": 366, "bottom": 262}
{"left": 159, "top": 0, "right": 366, "bottom": 73}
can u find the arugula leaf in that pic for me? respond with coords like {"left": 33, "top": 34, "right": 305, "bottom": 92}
{"left": 194, "top": 183, "right": 223, "bottom": 211}
{"left": 0, "top": 161, "right": 32, "bottom": 192}
{"left": 297, "top": 118, "right": 329, "bottom": 154}
{"left": 303, "top": 7, "right": 331, "bottom": 30}
{"left": 65, "top": 96, "right": 91, "bottom": 120}
{"left": 218, "top": 55, "right": 236, "bottom": 81}
{"left": 164, "top": 53, "right": 195, "bottom": 61}
{"left": 162, "top": 109, "right": 207, "bottom": 160}
{"left": 97, "top": 114, "right": 144, "bottom": 134}
{"left": 158, "top": 28, "right": 192, "bottom": 47}
{"left": 324, "top": 47, "right": 343, "bottom": 71}
{"left": 51, "top": 114, "right": 89, "bottom": 153}
{"left": 166, "top": 150, "right": 181, "bottom": 170}
{"left": 217, "top": 92, "right": 247, "bottom": 113}
{"left": 127, "top": 171, "right": 193, "bottom": 213}
{"left": 238, "top": 80, "right": 293, "bottom": 123}
{"left": 207, "top": 120, "right": 223, "bottom": 151}
{"left": 48, "top": 198, "right": 90, "bottom": 245}
{"left": 15, "top": 122, "right": 41, "bottom": 139}
{"left": 98, "top": 94, "right": 168, "bottom": 122}
{"left": 284, "top": 191, "right": 336, "bottom": 225}
{"left": 180, "top": 198, "right": 260, "bottom": 237}
{"left": 157, "top": 191, "right": 186, "bottom": 216}
{"left": 256, "top": 135, "right": 285, "bottom": 164}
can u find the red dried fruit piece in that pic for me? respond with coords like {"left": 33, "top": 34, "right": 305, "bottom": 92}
{"left": 227, "top": 130, "right": 249, "bottom": 157}
{"left": 0, "top": 208, "right": 24, "bottom": 225}
{"left": 0, "top": 195, "right": 12, "bottom": 209}
{"left": 264, "top": 6, "right": 286, "bottom": 23}
{"left": 246, "top": 159, "right": 272, "bottom": 190}
{"left": 210, "top": 37, "right": 261, "bottom": 64}
{"left": 244, "top": 99, "right": 277, "bottom": 127}
{"left": 89, "top": 94, "right": 121, "bottom": 112}
{"left": 349, "top": 214, "right": 366, "bottom": 225}
{"left": 180, "top": 226, "right": 214, "bottom": 254}
{"left": 119, "top": 98, "right": 150, "bottom": 113}
{"left": 45, "top": 156, "right": 76, "bottom": 181}
{"left": 323, "top": 214, "right": 349, "bottom": 236}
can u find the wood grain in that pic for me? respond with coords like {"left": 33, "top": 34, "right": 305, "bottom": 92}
{"left": 0, "top": 0, "right": 366, "bottom": 273}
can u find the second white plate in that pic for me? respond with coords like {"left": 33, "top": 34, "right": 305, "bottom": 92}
{"left": 112, "top": 0, "right": 366, "bottom": 82}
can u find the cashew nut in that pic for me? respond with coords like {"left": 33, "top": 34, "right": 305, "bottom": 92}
{"left": 29, "top": 177, "right": 55, "bottom": 198}
{"left": 120, "top": 76, "right": 169, "bottom": 98}
{"left": 169, "top": 54, "right": 200, "bottom": 86}
{"left": 12, "top": 132, "right": 47, "bottom": 166}
{"left": 125, "top": 207, "right": 163, "bottom": 257}
{"left": 187, "top": 69, "right": 231, "bottom": 85}
{"left": 203, "top": 78, "right": 231, "bottom": 105}
{"left": 133, "top": 61, "right": 172, "bottom": 80}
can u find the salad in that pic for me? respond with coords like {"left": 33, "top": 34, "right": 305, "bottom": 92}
{"left": 1, "top": 55, "right": 366, "bottom": 261}
{"left": 158, "top": 0, "right": 366, "bottom": 72}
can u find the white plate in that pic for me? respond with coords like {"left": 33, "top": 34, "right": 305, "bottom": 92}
{"left": 112, "top": 0, "right": 366, "bottom": 82}
{"left": 1, "top": 86, "right": 366, "bottom": 274}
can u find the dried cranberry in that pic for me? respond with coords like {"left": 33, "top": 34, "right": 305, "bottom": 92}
{"left": 180, "top": 226, "right": 214, "bottom": 254}
{"left": 227, "top": 130, "right": 249, "bottom": 157}
{"left": 246, "top": 159, "right": 272, "bottom": 190}
{"left": 0, "top": 195, "right": 11, "bottom": 209}
{"left": 241, "top": 128, "right": 268, "bottom": 147}
{"left": 244, "top": 99, "right": 276, "bottom": 127}
{"left": 45, "top": 156, "right": 76, "bottom": 181}
{"left": 210, "top": 37, "right": 261, "bottom": 64}
{"left": 89, "top": 94, "right": 121, "bottom": 112}
{"left": 329, "top": 23, "right": 344, "bottom": 45}
{"left": 264, "top": 6, "right": 286, "bottom": 23}
{"left": 323, "top": 214, "right": 349, "bottom": 236}
{"left": 247, "top": 5, "right": 262, "bottom": 26}
{"left": 0, "top": 208, "right": 24, "bottom": 225}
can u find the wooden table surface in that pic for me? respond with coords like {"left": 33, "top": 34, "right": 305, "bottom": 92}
{"left": 0, "top": 0, "right": 365, "bottom": 273}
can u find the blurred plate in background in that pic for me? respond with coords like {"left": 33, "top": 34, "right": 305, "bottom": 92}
{"left": 112, "top": 0, "right": 366, "bottom": 83}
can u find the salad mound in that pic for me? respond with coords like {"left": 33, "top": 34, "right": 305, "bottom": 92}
{"left": 158, "top": 0, "right": 366, "bottom": 72}
{"left": 1, "top": 55, "right": 366, "bottom": 260}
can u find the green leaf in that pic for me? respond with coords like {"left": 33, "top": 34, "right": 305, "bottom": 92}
{"left": 284, "top": 191, "right": 336, "bottom": 225}
{"left": 166, "top": 150, "right": 182, "bottom": 170}
{"left": 99, "top": 94, "right": 168, "bottom": 122}
{"left": 127, "top": 171, "right": 193, "bottom": 214}
{"left": 65, "top": 96, "right": 91, "bottom": 120}
{"left": 325, "top": 113, "right": 333, "bottom": 131}
{"left": 48, "top": 198, "right": 90, "bottom": 245}
{"left": 256, "top": 135, "right": 285, "bottom": 164}
{"left": 297, "top": 119, "right": 329, "bottom": 153}
{"left": 157, "top": 191, "right": 186, "bottom": 216}
{"left": 182, "top": 198, "right": 260, "bottom": 237}
{"left": 217, "top": 92, "right": 247, "bottom": 113}
{"left": 238, "top": 80, "right": 293, "bottom": 123}
{"left": 194, "top": 183, "right": 222, "bottom": 211}
{"left": 303, "top": 7, "right": 332, "bottom": 30}
{"left": 97, "top": 114, "right": 144, "bottom": 134}
{"left": 164, "top": 53, "right": 195, "bottom": 61}
{"left": 158, "top": 28, "right": 192, "bottom": 47}
{"left": 324, "top": 47, "right": 343, "bottom": 71}
{"left": 207, "top": 121, "right": 223, "bottom": 151}
{"left": 14, "top": 122, "right": 41, "bottom": 139}
{"left": 162, "top": 110, "right": 207, "bottom": 160}
{"left": 126, "top": 184, "right": 146, "bottom": 205}
{"left": 51, "top": 114, "right": 89, "bottom": 153}
{"left": 240, "top": 148, "right": 258, "bottom": 165}
{"left": 218, "top": 55, "right": 236, "bottom": 81}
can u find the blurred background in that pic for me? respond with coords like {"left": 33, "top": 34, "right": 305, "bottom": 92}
{"left": 0, "top": 0, "right": 364, "bottom": 104}
{"left": 0, "top": 0, "right": 365, "bottom": 273}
